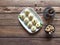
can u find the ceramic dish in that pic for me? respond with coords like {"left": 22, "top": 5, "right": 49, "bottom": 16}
{"left": 18, "top": 7, "right": 43, "bottom": 34}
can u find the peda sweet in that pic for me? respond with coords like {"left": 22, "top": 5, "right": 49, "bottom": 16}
{"left": 25, "top": 10, "right": 30, "bottom": 16}
{"left": 24, "top": 17, "right": 29, "bottom": 24}
{"left": 19, "top": 13, "right": 25, "bottom": 20}
{"left": 31, "top": 26, "right": 36, "bottom": 32}
{"left": 28, "top": 13, "right": 33, "bottom": 20}
{"left": 32, "top": 18, "right": 37, "bottom": 25}
{"left": 27, "top": 21, "right": 33, "bottom": 28}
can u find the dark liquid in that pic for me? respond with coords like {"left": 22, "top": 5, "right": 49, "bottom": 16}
{"left": 46, "top": 8, "right": 55, "bottom": 19}
{"left": 48, "top": 9, "right": 55, "bottom": 16}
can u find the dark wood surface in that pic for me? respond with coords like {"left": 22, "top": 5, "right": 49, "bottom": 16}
{"left": 0, "top": 0, "right": 60, "bottom": 45}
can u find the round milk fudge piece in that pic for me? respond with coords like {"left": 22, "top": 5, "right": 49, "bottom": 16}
{"left": 36, "top": 22, "right": 41, "bottom": 28}
{"left": 32, "top": 18, "right": 37, "bottom": 25}
{"left": 24, "top": 17, "right": 29, "bottom": 24}
{"left": 28, "top": 13, "right": 33, "bottom": 20}
{"left": 27, "top": 21, "right": 33, "bottom": 28}
{"left": 31, "top": 26, "right": 36, "bottom": 32}
{"left": 19, "top": 13, "right": 25, "bottom": 20}
{"left": 25, "top": 9, "right": 30, "bottom": 16}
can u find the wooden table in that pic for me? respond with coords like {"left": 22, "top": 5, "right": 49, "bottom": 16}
{"left": 0, "top": 0, "right": 60, "bottom": 45}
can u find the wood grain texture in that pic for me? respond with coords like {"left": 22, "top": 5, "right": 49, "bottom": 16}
{"left": 0, "top": 0, "right": 60, "bottom": 45}
{"left": 0, "top": 38, "right": 60, "bottom": 45}
{"left": 0, "top": 14, "right": 60, "bottom": 37}
{"left": 0, "top": 25, "right": 60, "bottom": 38}
{"left": 0, "top": 0, "right": 60, "bottom": 7}
{"left": 0, "top": 7, "right": 60, "bottom": 14}
{"left": 0, "top": 14, "right": 60, "bottom": 25}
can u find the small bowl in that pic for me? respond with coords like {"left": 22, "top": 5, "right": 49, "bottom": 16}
{"left": 44, "top": 24, "right": 55, "bottom": 35}
{"left": 43, "top": 6, "right": 55, "bottom": 20}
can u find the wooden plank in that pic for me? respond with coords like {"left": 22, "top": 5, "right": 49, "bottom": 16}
{"left": 0, "top": 38, "right": 60, "bottom": 45}
{"left": 0, "top": 25, "right": 60, "bottom": 38}
{"left": 0, "top": 14, "right": 60, "bottom": 26}
{"left": 0, "top": 0, "right": 60, "bottom": 6}
{"left": 0, "top": 14, "right": 60, "bottom": 37}
{"left": 0, "top": 7, "right": 60, "bottom": 14}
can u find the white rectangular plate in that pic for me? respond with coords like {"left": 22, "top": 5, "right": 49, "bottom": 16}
{"left": 18, "top": 7, "right": 43, "bottom": 34}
